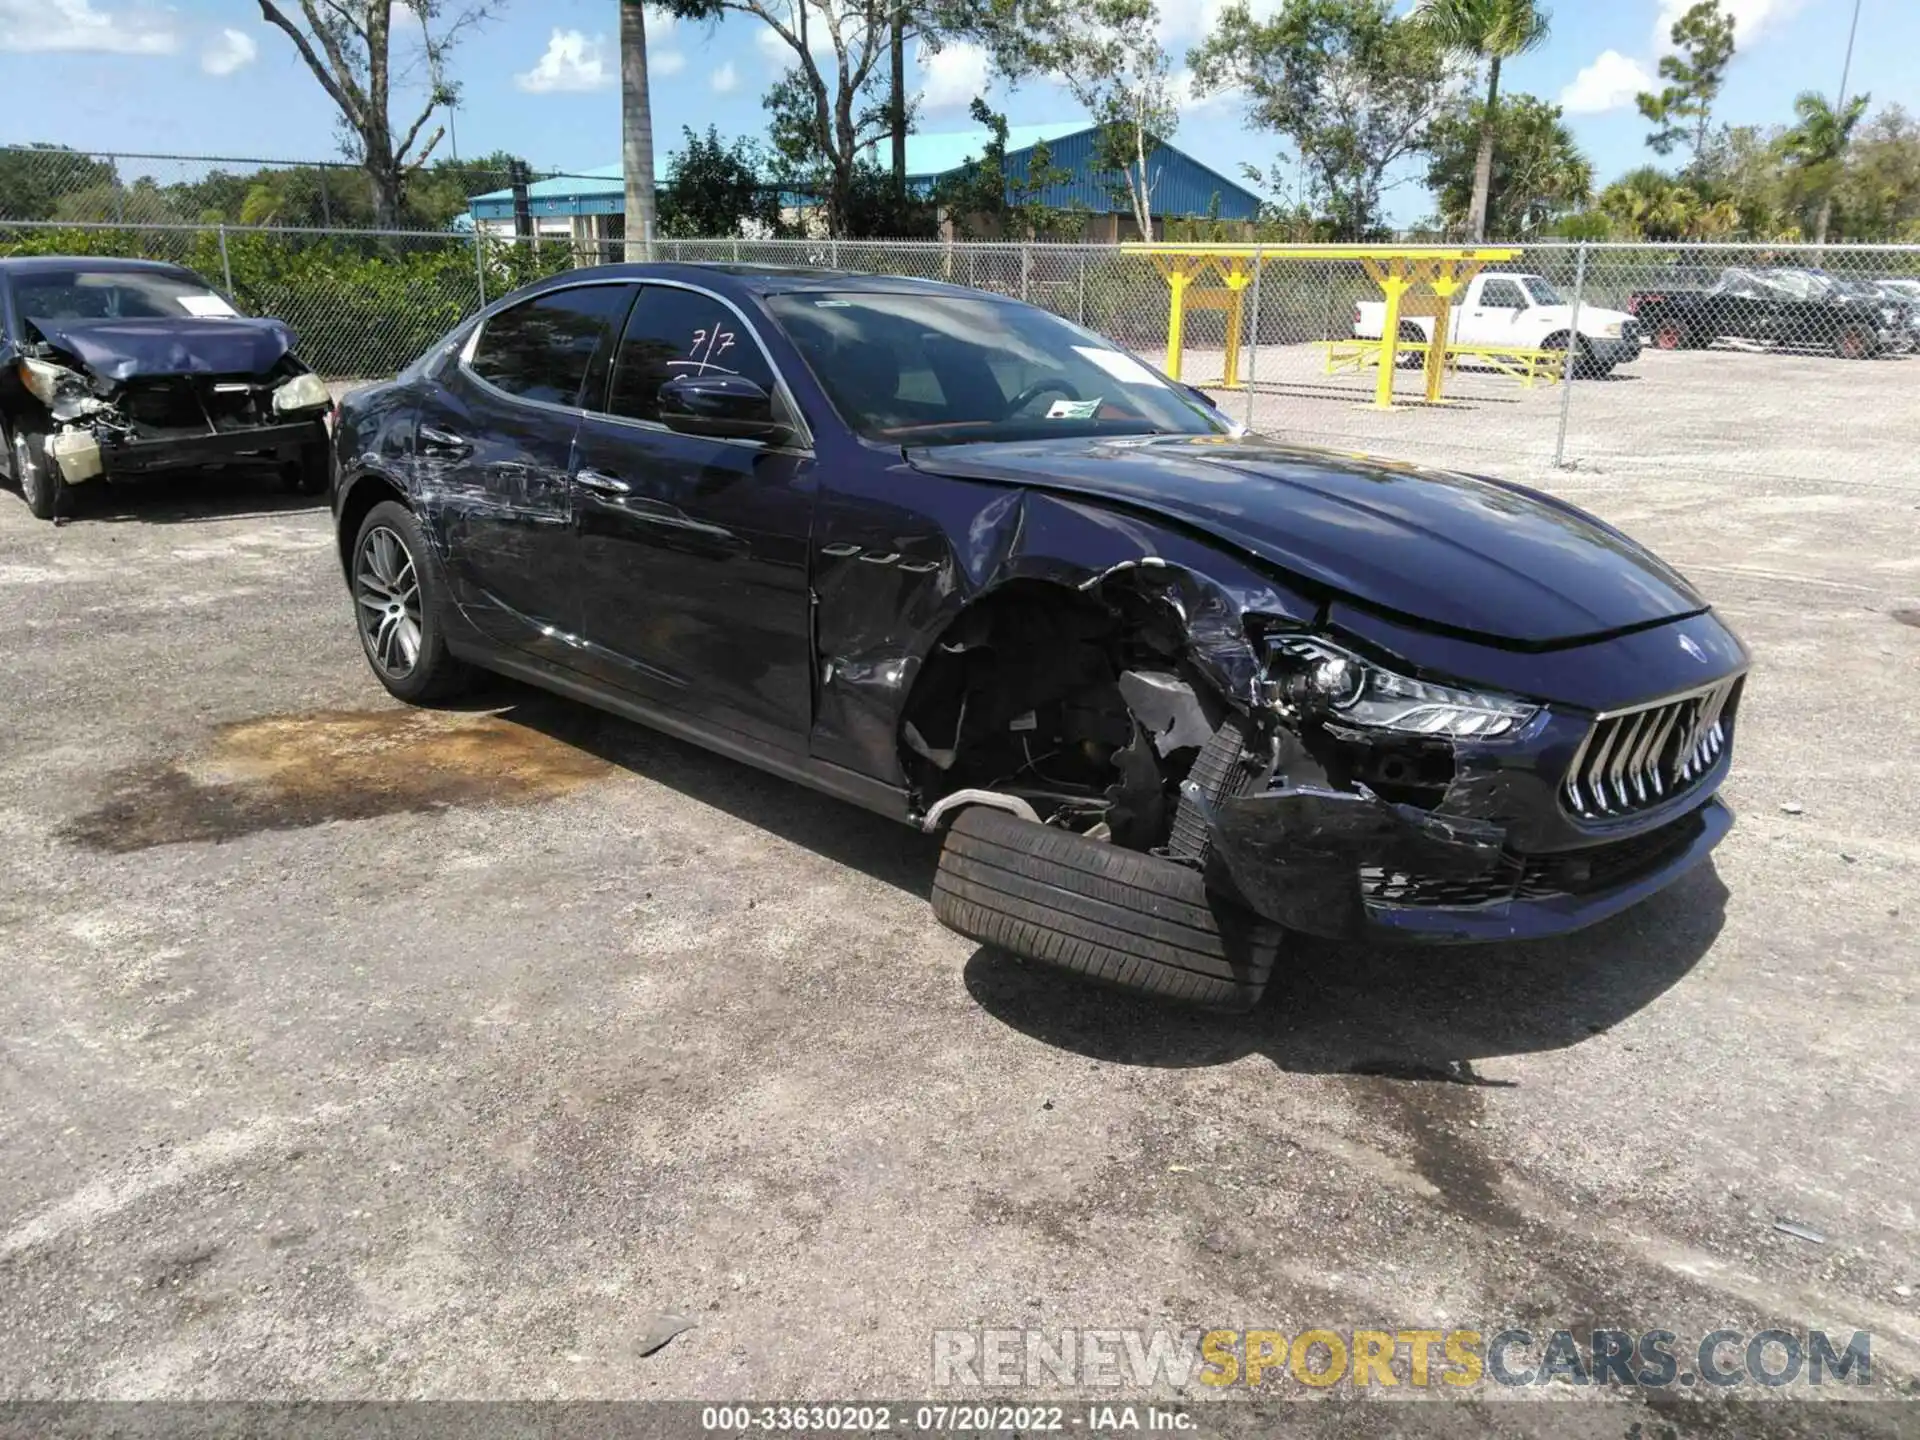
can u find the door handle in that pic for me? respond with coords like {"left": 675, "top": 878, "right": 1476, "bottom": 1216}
{"left": 418, "top": 423, "right": 470, "bottom": 456}
{"left": 575, "top": 467, "right": 632, "bottom": 497}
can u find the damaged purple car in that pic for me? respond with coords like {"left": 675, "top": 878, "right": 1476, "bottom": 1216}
{"left": 331, "top": 265, "right": 1748, "bottom": 1010}
{"left": 0, "top": 257, "right": 332, "bottom": 519}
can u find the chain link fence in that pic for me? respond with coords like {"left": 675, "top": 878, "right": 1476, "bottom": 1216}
{"left": 2, "top": 220, "right": 1916, "bottom": 491}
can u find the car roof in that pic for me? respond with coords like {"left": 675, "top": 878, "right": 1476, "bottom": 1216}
{"left": 538, "top": 261, "right": 1009, "bottom": 302}
{"left": 0, "top": 255, "right": 199, "bottom": 277}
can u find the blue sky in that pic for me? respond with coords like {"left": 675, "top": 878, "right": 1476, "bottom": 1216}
{"left": 0, "top": 0, "right": 1912, "bottom": 225}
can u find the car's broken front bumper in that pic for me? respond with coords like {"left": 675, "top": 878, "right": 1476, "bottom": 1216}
{"left": 77, "top": 417, "right": 326, "bottom": 480}
{"left": 1207, "top": 779, "right": 1731, "bottom": 943}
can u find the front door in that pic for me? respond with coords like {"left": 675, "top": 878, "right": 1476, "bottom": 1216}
{"left": 569, "top": 283, "right": 816, "bottom": 751}
{"left": 417, "top": 281, "right": 636, "bottom": 661}
{"left": 1466, "top": 276, "right": 1529, "bottom": 345}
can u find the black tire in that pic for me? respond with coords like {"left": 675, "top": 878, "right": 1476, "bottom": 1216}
{"left": 280, "top": 437, "right": 330, "bottom": 496}
{"left": 933, "top": 806, "right": 1283, "bottom": 1012}
{"left": 1395, "top": 321, "right": 1427, "bottom": 369}
{"left": 13, "top": 425, "right": 68, "bottom": 521}
{"left": 1836, "top": 328, "right": 1875, "bottom": 361}
{"left": 349, "top": 500, "right": 475, "bottom": 704}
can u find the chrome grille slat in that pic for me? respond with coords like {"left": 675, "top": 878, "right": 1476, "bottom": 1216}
{"left": 1561, "top": 677, "right": 1741, "bottom": 820}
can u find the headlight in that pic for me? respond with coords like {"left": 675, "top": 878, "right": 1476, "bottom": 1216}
{"left": 1264, "top": 636, "right": 1539, "bottom": 741}
{"left": 1601, "top": 322, "right": 1623, "bottom": 338}
{"left": 18, "top": 357, "right": 91, "bottom": 408}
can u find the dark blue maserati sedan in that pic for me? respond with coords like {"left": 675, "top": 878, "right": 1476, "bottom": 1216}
{"left": 330, "top": 263, "right": 1748, "bottom": 1010}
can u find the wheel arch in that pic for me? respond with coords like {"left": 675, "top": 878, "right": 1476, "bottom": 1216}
{"left": 334, "top": 470, "right": 411, "bottom": 577}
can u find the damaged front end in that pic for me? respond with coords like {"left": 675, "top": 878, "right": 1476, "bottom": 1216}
{"left": 902, "top": 564, "right": 1740, "bottom": 945}
{"left": 16, "top": 349, "right": 331, "bottom": 485}
{"left": 1192, "top": 631, "right": 1739, "bottom": 942}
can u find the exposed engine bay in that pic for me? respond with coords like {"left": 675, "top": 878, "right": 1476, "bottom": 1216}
{"left": 18, "top": 341, "right": 331, "bottom": 485}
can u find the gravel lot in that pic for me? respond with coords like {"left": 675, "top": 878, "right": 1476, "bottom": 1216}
{"left": 1188, "top": 343, "right": 1920, "bottom": 491}
{"left": 1, "top": 386, "right": 1917, "bottom": 1429}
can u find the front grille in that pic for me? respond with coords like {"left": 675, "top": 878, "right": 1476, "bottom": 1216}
{"left": 1621, "top": 319, "right": 1643, "bottom": 342}
{"left": 1360, "top": 809, "right": 1709, "bottom": 911}
{"left": 1561, "top": 677, "right": 1741, "bottom": 820}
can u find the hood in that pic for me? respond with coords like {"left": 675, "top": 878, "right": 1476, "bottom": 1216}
{"left": 905, "top": 435, "right": 1708, "bottom": 646}
{"left": 1541, "top": 302, "right": 1632, "bottom": 330}
{"left": 26, "top": 316, "right": 297, "bottom": 381}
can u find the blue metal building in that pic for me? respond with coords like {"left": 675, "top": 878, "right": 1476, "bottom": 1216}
{"left": 467, "top": 121, "right": 1262, "bottom": 240}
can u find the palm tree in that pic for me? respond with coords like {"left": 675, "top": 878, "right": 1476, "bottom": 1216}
{"left": 1781, "top": 89, "right": 1871, "bottom": 244}
{"left": 1416, "top": 0, "right": 1553, "bottom": 242}
{"left": 620, "top": 0, "right": 659, "bottom": 261}
{"left": 1599, "top": 166, "right": 1700, "bottom": 241}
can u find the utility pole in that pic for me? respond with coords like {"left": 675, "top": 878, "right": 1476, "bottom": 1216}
{"left": 1836, "top": 0, "right": 1863, "bottom": 115}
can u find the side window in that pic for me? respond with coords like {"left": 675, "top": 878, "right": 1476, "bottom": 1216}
{"left": 468, "top": 285, "right": 634, "bottom": 407}
{"left": 1480, "top": 279, "right": 1527, "bottom": 310}
{"left": 605, "top": 286, "right": 776, "bottom": 424}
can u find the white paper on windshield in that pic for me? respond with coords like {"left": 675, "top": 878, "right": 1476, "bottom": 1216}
{"left": 1046, "top": 398, "right": 1102, "bottom": 420}
{"left": 178, "top": 294, "right": 239, "bottom": 318}
{"left": 1072, "top": 345, "right": 1163, "bottom": 387}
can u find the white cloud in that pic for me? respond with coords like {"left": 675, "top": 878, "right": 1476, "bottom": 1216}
{"left": 1156, "top": 0, "right": 1284, "bottom": 49}
{"left": 0, "top": 0, "right": 178, "bottom": 54}
{"left": 1654, "top": 0, "right": 1805, "bottom": 46}
{"left": 1559, "top": 49, "right": 1656, "bottom": 115}
{"left": 710, "top": 60, "right": 738, "bottom": 93}
{"left": 914, "top": 40, "right": 990, "bottom": 112}
{"left": 655, "top": 49, "right": 686, "bottom": 76}
{"left": 201, "top": 27, "right": 257, "bottom": 77}
{"left": 516, "top": 28, "right": 611, "bottom": 92}
{"left": 1172, "top": 66, "right": 1238, "bottom": 115}
{"left": 755, "top": 17, "right": 837, "bottom": 68}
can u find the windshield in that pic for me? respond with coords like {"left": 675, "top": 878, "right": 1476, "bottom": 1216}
{"left": 766, "top": 291, "right": 1224, "bottom": 445}
{"left": 14, "top": 268, "right": 241, "bottom": 323}
{"left": 1523, "top": 278, "right": 1564, "bottom": 306}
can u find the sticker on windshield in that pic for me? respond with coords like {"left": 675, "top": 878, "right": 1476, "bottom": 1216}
{"left": 1046, "top": 398, "right": 1102, "bottom": 420}
{"left": 1072, "top": 346, "right": 1163, "bottom": 387}
{"left": 179, "top": 294, "right": 239, "bottom": 318}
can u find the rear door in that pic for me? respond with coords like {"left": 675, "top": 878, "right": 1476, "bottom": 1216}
{"left": 568, "top": 282, "right": 816, "bottom": 750}
{"left": 414, "top": 281, "right": 636, "bottom": 660}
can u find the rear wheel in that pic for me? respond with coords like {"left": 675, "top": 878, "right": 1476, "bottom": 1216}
{"left": 932, "top": 805, "right": 1283, "bottom": 1012}
{"left": 1395, "top": 321, "right": 1427, "bottom": 368}
{"left": 14, "top": 425, "right": 68, "bottom": 521}
{"left": 350, "top": 500, "right": 474, "bottom": 704}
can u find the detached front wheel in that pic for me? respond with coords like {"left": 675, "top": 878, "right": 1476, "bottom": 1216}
{"left": 933, "top": 806, "right": 1283, "bottom": 1012}
{"left": 350, "top": 500, "right": 473, "bottom": 704}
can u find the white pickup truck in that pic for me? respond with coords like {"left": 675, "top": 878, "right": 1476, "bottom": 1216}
{"left": 1354, "top": 271, "right": 1645, "bottom": 376}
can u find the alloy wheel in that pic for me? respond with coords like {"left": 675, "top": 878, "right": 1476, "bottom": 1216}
{"left": 356, "top": 525, "right": 423, "bottom": 678}
{"left": 16, "top": 434, "right": 41, "bottom": 508}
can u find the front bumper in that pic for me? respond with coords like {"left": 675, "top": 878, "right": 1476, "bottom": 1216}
{"left": 1587, "top": 335, "right": 1643, "bottom": 366}
{"left": 94, "top": 417, "right": 326, "bottom": 478}
{"left": 1208, "top": 782, "right": 1731, "bottom": 944}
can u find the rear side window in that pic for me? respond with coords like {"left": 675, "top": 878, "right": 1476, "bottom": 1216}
{"left": 605, "top": 285, "right": 776, "bottom": 424}
{"left": 469, "top": 285, "right": 634, "bottom": 407}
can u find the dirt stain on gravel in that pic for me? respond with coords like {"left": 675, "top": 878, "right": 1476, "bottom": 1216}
{"left": 1893, "top": 608, "right": 1920, "bottom": 629}
{"left": 62, "top": 707, "right": 613, "bottom": 853}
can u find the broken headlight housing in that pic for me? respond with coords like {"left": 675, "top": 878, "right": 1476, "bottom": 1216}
{"left": 1264, "top": 635, "right": 1539, "bottom": 741}
{"left": 18, "top": 356, "right": 94, "bottom": 410}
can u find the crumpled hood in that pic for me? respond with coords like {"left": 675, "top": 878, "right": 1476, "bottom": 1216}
{"left": 27, "top": 316, "right": 298, "bottom": 380}
{"left": 905, "top": 435, "right": 1708, "bottom": 646}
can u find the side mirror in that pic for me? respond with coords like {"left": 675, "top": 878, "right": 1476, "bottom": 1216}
{"left": 658, "top": 373, "right": 791, "bottom": 445}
